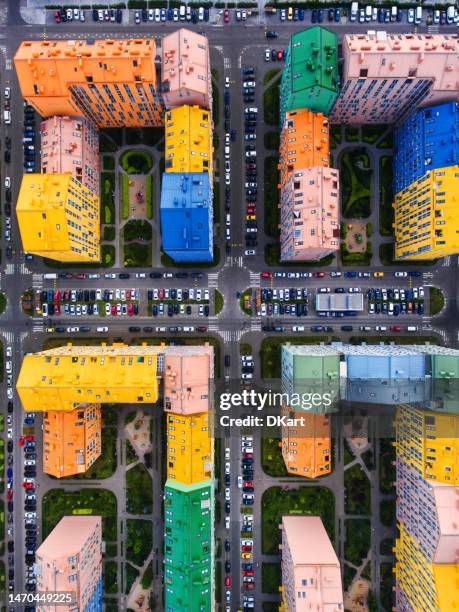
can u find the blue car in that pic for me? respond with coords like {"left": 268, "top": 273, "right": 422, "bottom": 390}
{"left": 335, "top": 8, "right": 341, "bottom": 22}
{"left": 167, "top": 8, "right": 173, "bottom": 19}
{"left": 204, "top": 8, "right": 209, "bottom": 21}
{"left": 311, "top": 9, "right": 317, "bottom": 22}
{"left": 344, "top": 271, "right": 357, "bottom": 278}
{"left": 299, "top": 8, "right": 305, "bottom": 20}
{"left": 7, "top": 468, "right": 13, "bottom": 479}
{"left": 24, "top": 418, "right": 35, "bottom": 425}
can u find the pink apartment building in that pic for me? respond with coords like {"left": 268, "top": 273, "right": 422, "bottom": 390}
{"left": 280, "top": 516, "right": 344, "bottom": 611}
{"left": 280, "top": 166, "right": 340, "bottom": 261}
{"left": 35, "top": 516, "right": 103, "bottom": 612}
{"left": 332, "top": 32, "right": 459, "bottom": 124}
{"left": 161, "top": 28, "right": 211, "bottom": 110}
{"left": 163, "top": 346, "right": 213, "bottom": 415}
{"left": 40, "top": 116, "right": 99, "bottom": 194}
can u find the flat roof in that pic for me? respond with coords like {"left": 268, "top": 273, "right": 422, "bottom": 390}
{"left": 315, "top": 293, "right": 364, "bottom": 311}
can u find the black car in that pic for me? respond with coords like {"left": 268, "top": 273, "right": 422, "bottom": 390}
{"left": 175, "top": 272, "right": 188, "bottom": 279}
{"left": 7, "top": 401, "right": 13, "bottom": 414}
{"left": 173, "top": 304, "right": 179, "bottom": 315}
{"left": 4, "top": 150, "right": 10, "bottom": 163}
{"left": 8, "top": 541, "right": 14, "bottom": 553}
{"left": 167, "top": 304, "right": 174, "bottom": 317}
{"left": 8, "top": 569, "right": 14, "bottom": 580}
{"left": 150, "top": 272, "right": 162, "bottom": 279}
{"left": 6, "top": 246, "right": 12, "bottom": 260}
{"left": 142, "top": 8, "right": 148, "bottom": 21}
{"left": 224, "top": 539, "right": 231, "bottom": 552}
{"left": 143, "top": 327, "right": 153, "bottom": 333}
{"left": 7, "top": 440, "right": 13, "bottom": 453}
{"left": 224, "top": 355, "right": 230, "bottom": 367}
{"left": 5, "top": 202, "right": 11, "bottom": 216}
{"left": 225, "top": 501, "right": 230, "bottom": 513}
{"left": 266, "top": 30, "right": 278, "bottom": 38}
{"left": 119, "top": 273, "right": 130, "bottom": 279}
{"left": 116, "top": 8, "right": 122, "bottom": 23}
{"left": 92, "top": 8, "right": 98, "bottom": 20}
{"left": 225, "top": 561, "right": 231, "bottom": 572}
{"left": 191, "top": 272, "right": 203, "bottom": 279}
{"left": 128, "top": 326, "right": 140, "bottom": 333}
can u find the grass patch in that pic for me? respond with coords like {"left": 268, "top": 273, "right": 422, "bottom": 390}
{"left": 126, "top": 440, "right": 138, "bottom": 465}
{"left": 261, "top": 437, "right": 288, "bottom": 477}
{"left": 145, "top": 175, "right": 153, "bottom": 219}
{"left": 264, "top": 156, "right": 280, "bottom": 238}
{"left": 105, "top": 543, "right": 118, "bottom": 558}
{"left": 214, "top": 289, "right": 224, "bottom": 315}
{"left": 379, "top": 155, "right": 393, "bottom": 236}
{"left": 361, "top": 560, "right": 372, "bottom": 580}
{"left": 124, "top": 242, "right": 151, "bottom": 267}
{"left": 345, "top": 126, "right": 359, "bottom": 142}
{"left": 330, "top": 124, "right": 341, "bottom": 144}
{"left": 120, "top": 149, "right": 153, "bottom": 174}
{"left": 0, "top": 293, "right": 6, "bottom": 314}
{"left": 343, "top": 563, "right": 357, "bottom": 591}
{"left": 212, "top": 77, "right": 219, "bottom": 127}
{"left": 103, "top": 561, "right": 118, "bottom": 594}
{"left": 100, "top": 133, "right": 118, "bottom": 153}
{"left": 141, "top": 560, "right": 154, "bottom": 588}
{"left": 126, "top": 464, "right": 153, "bottom": 514}
{"left": 263, "top": 67, "right": 281, "bottom": 85}
{"left": 379, "top": 438, "right": 396, "bottom": 495}
{"left": 239, "top": 289, "right": 252, "bottom": 315}
{"left": 263, "top": 78, "right": 280, "bottom": 126}
{"left": 120, "top": 173, "right": 130, "bottom": 220}
{"left": 344, "top": 464, "right": 370, "bottom": 515}
{"left": 103, "top": 226, "right": 116, "bottom": 241}
{"left": 42, "top": 489, "right": 117, "bottom": 541}
{"left": 361, "top": 124, "right": 387, "bottom": 144}
{"left": 126, "top": 519, "right": 153, "bottom": 566}
{"left": 380, "top": 498, "right": 396, "bottom": 528}
{"left": 340, "top": 148, "right": 372, "bottom": 218}
{"left": 264, "top": 131, "right": 280, "bottom": 150}
{"left": 123, "top": 219, "right": 152, "bottom": 242}
{"left": 343, "top": 439, "right": 355, "bottom": 465}
{"left": 261, "top": 336, "right": 335, "bottom": 379}
{"left": 101, "top": 172, "right": 115, "bottom": 224}
{"left": 102, "top": 244, "right": 115, "bottom": 267}
{"left": 261, "top": 562, "right": 281, "bottom": 594}
{"left": 341, "top": 242, "right": 372, "bottom": 266}
{"left": 377, "top": 131, "right": 394, "bottom": 149}
{"left": 265, "top": 243, "right": 334, "bottom": 268}
{"left": 125, "top": 563, "right": 139, "bottom": 595}
{"left": 379, "top": 242, "right": 437, "bottom": 266}
{"left": 380, "top": 562, "right": 395, "bottom": 611}
{"left": 429, "top": 287, "right": 444, "bottom": 315}
{"left": 344, "top": 519, "right": 371, "bottom": 566}
{"left": 103, "top": 155, "right": 115, "bottom": 171}
{"left": 262, "top": 486, "right": 335, "bottom": 554}
{"left": 380, "top": 538, "right": 395, "bottom": 556}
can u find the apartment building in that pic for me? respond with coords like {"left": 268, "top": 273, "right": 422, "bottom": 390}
{"left": 332, "top": 32, "right": 459, "bottom": 124}
{"left": 15, "top": 39, "right": 164, "bottom": 128}
{"left": 16, "top": 173, "right": 100, "bottom": 263}
{"left": 160, "top": 173, "right": 213, "bottom": 263}
{"left": 43, "top": 405, "right": 102, "bottom": 479}
{"left": 161, "top": 28, "right": 211, "bottom": 110}
{"left": 393, "top": 165, "right": 459, "bottom": 260}
{"left": 166, "top": 412, "right": 212, "bottom": 485}
{"left": 40, "top": 115, "right": 100, "bottom": 194}
{"left": 280, "top": 27, "right": 338, "bottom": 125}
{"left": 35, "top": 516, "right": 103, "bottom": 612}
{"left": 279, "top": 166, "right": 340, "bottom": 261}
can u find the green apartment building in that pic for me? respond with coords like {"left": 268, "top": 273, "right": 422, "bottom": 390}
{"left": 279, "top": 27, "right": 338, "bottom": 126}
{"left": 164, "top": 480, "right": 213, "bottom": 611}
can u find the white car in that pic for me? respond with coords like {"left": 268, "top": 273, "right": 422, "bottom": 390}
{"left": 348, "top": 287, "right": 361, "bottom": 293}
{"left": 7, "top": 388, "right": 13, "bottom": 399}
{"left": 419, "top": 287, "right": 425, "bottom": 298}
{"left": 25, "top": 512, "right": 37, "bottom": 519}
{"left": 96, "top": 326, "right": 108, "bottom": 333}
{"left": 394, "top": 271, "right": 408, "bottom": 278}
{"left": 242, "top": 373, "right": 253, "bottom": 380}
{"left": 225, "top": 76, "right": 230, "bottom": 89}
{"left": 318, "top": 287, "right": 331, "bottom": 293}
{"left": 135, "top": 273, "right": 146, "bottom": 279}
{"left": 204, "top": 289, "right": 210, "bottom": 301}
{"left": 225, "top": 461, "right": 231, "bottom": 474}
{"left": 225, "top": 447, "right": 231, "bottom": 460}
{"left": 225, "top": 488, "right": 231, "bottom": 501}
{"left": 105, "top": 303, "right": 111, "bottom": 315}
{"left": 376, "top": 326, "right": 387, "bottom": 332}
{"left": 265, "top": 49, "right": 271, "bottom": 61}
{"left": 198, "top": 305, "right": 204, "bottom": 316}
{"left": 225, "top": 515, "right": 231, "bottom": 530}
{"left": 237, "top": 476, "right": 243, "bottom": 488}
{"left": 196, "top": 289, "right": 202, "bottom": 301}
{"left": 7, "top": 428, "right": 13, "bottom": 439}
{"left": 243, "top": 81, "right": 256, "bottom": 88}
{"left": 24, "top": 460, "right": 36, "bottom": 466}
{"left": 292, "top": 325, "right": 305, "bottom": 332}
{"left": 67, "top": 326, "right": 79, "bottom": 333}
{"left": 6, "top": 346, "right": 12, "bottom": 358}
{"left": 4, "top": 176, "right": 10, "bottom": 188}
{"left": 104, "top": 273, "right": 116, "bottom": 279}
{"left": 5, "top": 360, "right": 12, "bottom": 373}
{"left": 245, "top": 250, "right": 255, "bottom": 256}
{"left": 408, "top": 8, "right": 415, "bottom": 22}
{"left": 4, "top": 87, "right": 10, "bottom": 99}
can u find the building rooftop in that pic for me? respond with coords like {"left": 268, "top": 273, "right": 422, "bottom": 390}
{"left": 315, "top": 293, "right": 364, "bottom": 312}
{"left": 36, "top": 516, "right": 101, "bottom": 559}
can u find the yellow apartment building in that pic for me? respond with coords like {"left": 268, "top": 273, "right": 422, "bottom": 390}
{"left": 166, "top": 412, "right": 212, "bottom": 485}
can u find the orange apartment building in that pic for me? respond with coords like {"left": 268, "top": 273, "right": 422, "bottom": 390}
{"left": 278, "top": 109, "right": 330, "bottom": 188}
{"left": 43, "top": 405, "right": 102, "bottom": 479}
{"left": 14, "top": 39, "right": 164, "bottom": 128}
{"left": 281, "top": 406, "right": 332, "bottom": 478}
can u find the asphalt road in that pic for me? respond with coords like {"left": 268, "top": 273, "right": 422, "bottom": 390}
{"left": 1, "top": 2, "right": 458, "bottom": 609}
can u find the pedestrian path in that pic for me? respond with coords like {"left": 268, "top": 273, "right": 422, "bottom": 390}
{"left": 32, "top": 275, "right": 42, "bottom": 289}
{"left": 2, "top": 330, "right": 13, "bottom": 344}
{"left": 249, "top": 272, "right": 260, "bottom": 288}
{"left": 208, "top": 273, "right": 219, "bottom": 288}
{"left": 250, "top": 318, "right": 261, "bottom": 331}
{"left": 221, "top": 329, "right": 243, "bottom": 342}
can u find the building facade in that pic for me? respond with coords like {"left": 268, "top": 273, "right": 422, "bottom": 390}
{"left": 279, "top": 516, "right": 343, "bottom": 611}
{"left": 278, "top": 109, "right": 330, "bottom": 188}
{"left": 43, "top": 405, "right": 102, "bottom": 479}
{"left": 393, "top": 165, "right": 459, "bottom": 260}
{"left": 16, "top": 173, "right": 100, "bottom": 263}
{"left": 280, "top": 166, "right": 340, "bottom": 261}
{"left": 161, "top": 29, "right": 211, "bottom": 110}
{"left": 166, "top": 412, "right": 212, "bottom": 485}
{"left": 332, "top": 32, "right": 459, "bottom": 125}
{"left": 40, "top": 115, "right": 100, "bottom": 194}
{"left": 35, "top": 516, "right": 103, "bottom": 612}
{"left": 15, "top": 39, "right": 164, "bottom": 128}
{"left": 280, "top": 27, "right": 338, "bottom": 125}
{"left": 160, "top": 173, "right": 213, "bottom": 263}
{"left": 393, "top": 101, "right": 459, "bottom": 193}
{"left": 164, "top": 105, "right": 213, "bottom": 178}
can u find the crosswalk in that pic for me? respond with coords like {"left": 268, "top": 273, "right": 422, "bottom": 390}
{"left": 249, "top": 272, "right": 260, "bottom": 288}
{"left": 441, "top": 256, "right": 450, "bottom": 267}
{"left": 32, "top": 318, "right": 44, "bottom": 332}
{"left": 228, "top": 256, "right": 243, "bottom": 267}
{"left": 224, "top": 57, "right": 231, "bottom": 69}
{"left": 2, "top": 331, "right": 13, "bottom": 344}
{"left": 19, "top": 263, "right": 31, "bottom": 275}
{"left": 220, "top": 330, "right": 243, "bottom": 342}
{"left": 4, "top": 264, "right": 14, "bottom": 275}
{"left": 32, "top": 274, "right": 42, "bottom": 289}
{"left": 250, "top": 318, "right": 261, "bottom": 331}
{"left": 208, "top": 273, "right": 219, "bottom": 288}
{"left": 422, "top": 272, "right": 433, "bottom": 280}
{"left": 208, "top": 323, "right": 219, "bottom": 332}
{"left": 427, "top": 25, "right": 439, "bottom": 34}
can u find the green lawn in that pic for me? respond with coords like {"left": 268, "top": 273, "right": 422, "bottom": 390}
{"left": 141, "top": 560, "right": 154, "bottom": 588}
{"left": 262, "top": 486, "right": 335, "bottom": 554}
{"left": 103, "top": 226, "right": 116, "bottom": 241}
{"left": 214, "top": 289, "right": 224, "bottom": 315}
{"left": 264, "top": 131, "right": 280, "bottom": 150}
{"left": 380, "top": 498, "right": 396, "bottom": 528}
{"left": 380, "top": 562, "right": 395, "bottom": 611}
{"left": 264, "top": 156, "right": 280, "bottom": 238}
{"left": 103, "top": 155, "right": 115, "bottom": 171}
{"left": 340, "top": 148, "right": 372, "bottom": 218}
{"left": 120, "top": 149, "right": 153, "bottom": 174}
{"left": 212, "top": 77, "right": 219, "bottom": 127}
{"left": 101, "top": 172, "right": 115, "bottom": 224}
{"left": 103, "top": 561, "right": 118, "bottom": 594}
{"left": 126, "top": 519, "right": 153, "bottom": 566}
{"left": 145, "top": 175, "right": 153, "bottom": 219}
{"left": 263, "top": 78, "right": 280, "bottom": 126}
{"left": 330, "top": 124, "right": 341, "bottom": 144}
{"left": 239, "top": 289, "right": 252, "bottom": 315}
{"left": 126, "top": 464, "right": 153, "bottom": 514}
{"left": 261, "top": 437, "right": 288, "bottom": 477}
{"left": 379, "top": 156, "right": 394, "bottom": 236}
{"left": 344, "top": 463, "right": 371, "bottom": 515}
{"left": 379, "top": 439, "right": 396, "bottom": 495}
{"left": 125, "top": 563, "right": 139, "bottom": 595}
{"left": 361, "top": 124, "right": 388, "bottom": 144}
{"left": 343, "top": 563, "right": 357, "bottom": 591}
{"left": 345, "top": 126, "right": 359, "bottom": 142}
{"left": 124, "top": 242, "right": 152, "bottom": 267}
{"left": 380, "top": 538, "right": 395, "bottom": 556}
{"left": 429, "top": 287, "right": 445, "bottom": 315}
{"left": 261, "top": 562, "right": 281, "bottom": 594}
{"left": 341, "top": 242, "right": 372, "bottom": 266}
{"left": 62, "top": 426, "right": 117, "bottom": 480}
{"left": 120, "top": 174, "right": 130, "bottom": 220}
{"left": 344, "top": 519, "right": 371, "bottom": 566}
{"left": 123, "top": 220, "right": 152, "bottom": 242}
{"left": 99, "top": 133, "right": 118, "bottom": 153}
{"left": 0, "top": 293, "right": 6, "bottom": 314}
{"left": 42, "top": 489, "right": 117, "bottom": 541}
{"left": 126, "top": 440, "right": 138, "bottom": 465}
{"left": 263, "top": 67, "right": 281, "bottom": 85}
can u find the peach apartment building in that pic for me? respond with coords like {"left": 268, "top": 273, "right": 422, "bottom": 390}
{"left": 14, "top": 38, "right": 164, "bottom": 128}
{"left": 280, "top": 166, "right": 340, "bottom": 261}
{"left": 40, "top": 115, "right": 99, "bottom": 193}
{"left": 35, "top": 516, "right": 103, "bottom": 612}
{"left": 280, "top": 516, "right": 344, "bottom": 611}
{"left": 332, "top": 32, "right": 459, "bottom": 124}
{"left": 279, "top": 109, "right": 330, "bottom": 188}
{"left": 161, "top": 28, "right": 211, "bottom": 110}
{"left": 163, "top": 346, "right": 213, "bottom": 415}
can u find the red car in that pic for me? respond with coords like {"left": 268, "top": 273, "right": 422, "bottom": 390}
{"left": 277, "top": 49, "right": 283, "bottom": 60}
{"left": 224, "top": 9, "right": 230, "bottom": 22}
{"left": 243, "top": 453, "right": 253, "bottom": 459}
{"left": 242, "top": 570, "right": 254, "bottom": 577}
{"left": 313, "top": 271, "right": 325, "bottom": 277}
{"left": 26, "top": 435, "right": 34, "bottom": 442}
{"left": 23, "top": 482, "right": 34, "bottom": 489}
{"left": 390, "top": 325, "right": 401, "bottom": 332}
{"left": 54, "top": 304, "right": 61, "bottom": 315}
{"left": 53, "top": 290, "right": 60, "bottom": 302}
{"left": 244, "top": 582, "right": 255, "bottom": 590}
{"left": 54, "top": 10, "right": 61, "bottom": 23}
{"left": 225, "top": 576, "right": 231, "bottom": 587}
{"left": 247, "top": 207, "right": 256, "bottom": 214}
{"left": 241, "top": 545, "right": 252, "bottom": 552}
{"left": 76, "top": 273, "right": 87, "bottom": 280}
{"left": 111, "top": 304, "right": 117, "bottom": 316}
{"left": 261, "top": 272, "right": 272, "bottom": 278}
{"left": 7, "top": 489, "right": 13, "bottom": 501}
{"left": 126, "top": 289, "right": 131, "bottom": 300}
{"left": 159, "top": 289, "right": 164, "bottom": 300}
{"left": 18, "top": 436, "right": 25, "bottom": 447}
{"left": 244, "top": 481, "right": 253, "bottom": 487}
{"left": 128, "top": 303, "right": 134, "bottom": 317}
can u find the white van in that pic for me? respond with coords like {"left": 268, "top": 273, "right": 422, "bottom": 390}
{"left": 415, "top": 6, "right": 422, "bottom": 23}
{"left": 43, "top": 273, "right": 57, "bottom": 280}
{"left": 96, "top": 326, "right": 109, "bottom": 333}
{"left": 3, "top": 110, "right": 11, "bottom": 124}
{"left": 407, "top": 326, "right": 418, "bottom": 332}
{"left": 224, "top": 146, "right": 230, "bottom": 159}
{"left": 365, "top": 6, "right": 372, "bottom": 21}
{"left": 391, "top": 6, "right": 397, "bottom": 21}
{"left": 446, "top": 5, "right": 455, "bottom": 23}
{"left": 179, "top": 5, "right": 186, "bottom": 20}
{"left": 350, "top": 1, "right": 358, "bottom": 21}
